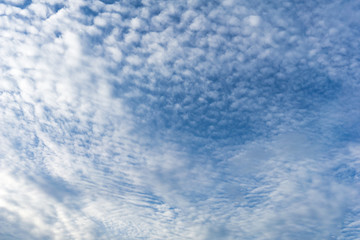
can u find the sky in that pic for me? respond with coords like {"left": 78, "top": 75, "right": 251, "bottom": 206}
{"left": 0, "top": 0, "right": 360, "bottom": 239}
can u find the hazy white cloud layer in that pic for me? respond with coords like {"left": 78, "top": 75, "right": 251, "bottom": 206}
{"left": 0, "top": 0, "right": 360, "bottom": 239}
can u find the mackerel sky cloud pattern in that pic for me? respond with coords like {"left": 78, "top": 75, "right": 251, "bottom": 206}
{"left": 0, "top": 0, "right": 360, "bottom": 239}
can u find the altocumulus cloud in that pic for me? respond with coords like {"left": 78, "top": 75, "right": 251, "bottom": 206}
{"left": 0, "top": 0, "right": 360, "bottom": 239}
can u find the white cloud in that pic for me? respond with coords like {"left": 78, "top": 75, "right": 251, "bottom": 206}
{"left": 0, "top": 0, "right": 360, "bottom": 239}
{"left": 130, "top": 17, "right": 143, "bottom": 30}
{"left": 244, "top": 15, "right": 261, "bottom": 27}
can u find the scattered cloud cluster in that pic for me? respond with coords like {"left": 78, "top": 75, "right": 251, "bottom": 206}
{"left": 0, "top": 0, "right": 360, "bottom": 239}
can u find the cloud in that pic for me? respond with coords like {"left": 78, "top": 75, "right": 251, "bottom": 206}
{"left": 244, "top": 15, "right": 261, "bottom": 27}
{"left": 0, "top": 0, "right": 360, "bottom": 239}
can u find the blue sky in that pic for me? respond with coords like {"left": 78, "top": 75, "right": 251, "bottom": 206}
{"left": 0, "top": 0, "right": 360, "bottom": 239}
